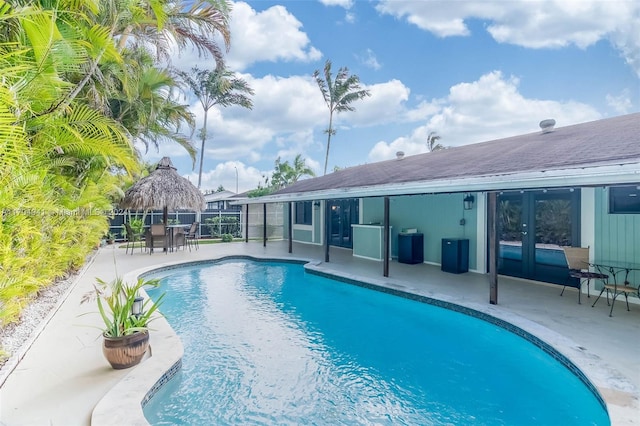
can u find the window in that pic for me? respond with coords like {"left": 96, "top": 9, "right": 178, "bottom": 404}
{"left": 295, "top": 201, "right": 313, "bottom": 225}
{"left": 206, "top": 201, "right": 224, "bottom": 210}
{"left": 609, "top": 186, "right": 640, "bottom": 214}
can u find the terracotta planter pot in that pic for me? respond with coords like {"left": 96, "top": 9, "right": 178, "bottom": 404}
{"left": 102, "top": 330, "right": 149, "bottom": 369}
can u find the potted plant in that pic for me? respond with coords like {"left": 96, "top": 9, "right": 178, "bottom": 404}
{"left": 106, "top": 232, "right": 116, "bottom": 244}
{"left": 82, "top": 277, "right": 165, "bottom": 369}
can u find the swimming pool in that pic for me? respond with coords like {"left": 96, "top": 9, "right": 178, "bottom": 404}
{"left": 143, "top": 259, "right": 609, "bottom": 425}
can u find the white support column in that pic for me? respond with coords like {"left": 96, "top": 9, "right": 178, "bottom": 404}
{"left": 581, "top": 188, "right": 597, "bottom": 296}
{"left": 476, "top": 192, "right": 488, "bottom": 273}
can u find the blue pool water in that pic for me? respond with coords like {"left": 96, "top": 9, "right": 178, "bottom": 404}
{"left": 143, "top": 260, "right": 608, "bottom": 425}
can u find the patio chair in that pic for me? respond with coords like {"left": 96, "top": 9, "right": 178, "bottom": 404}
{"left": 146, "top": 224, "right": 169, "bottom": 254}
{"left": 124, "top": 223, "right": 144, "bottom": 255}
{"left": 591, "top": 279, "right": 639, "bottom": 317}
{"left": 561, "top": 246, "right": 608, "bottom": 304}
{"left": 185, "top": 222, "right": 199, "bottom": 251}
{"left": 171, "top": 226, "right": 186, "bottom": 251}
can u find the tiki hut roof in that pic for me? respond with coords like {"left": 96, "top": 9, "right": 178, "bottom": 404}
{"left": 121, "top": 157, "right": 205, "bottom": 211}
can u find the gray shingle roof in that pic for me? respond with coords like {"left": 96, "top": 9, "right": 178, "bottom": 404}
{"left": 275, "top": 113, "right": 639, "bottom": 196}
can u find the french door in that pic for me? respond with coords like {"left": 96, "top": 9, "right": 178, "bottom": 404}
{"left": 328, "top": 199, "right": 359, "bottom": 249}
{"left": 497, "top": 190, "right": 580, "bottom": 284}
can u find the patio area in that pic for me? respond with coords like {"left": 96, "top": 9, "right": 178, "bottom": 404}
{"left": 1, "top": 240, "right": 638, "bottom": 425}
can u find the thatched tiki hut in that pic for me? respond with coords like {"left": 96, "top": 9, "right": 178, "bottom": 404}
{"left": 121, "top": 157, "right": 205, "bottom": 226}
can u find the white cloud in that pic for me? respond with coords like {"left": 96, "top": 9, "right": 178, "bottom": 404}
{"left": 184, "top": 161, "right": 267, "bottom": 194}
{"left": 179, "top": 73, "right": 326, "bottom": 169}
{"left": 367, "top": 71, "right": 601, "bottom": 162}
{"left": 344, "top": 11, "right": 356, "bottom": 23}
{"left": 187, "top": 72, "right": 414, "bottom": 169}
{"left": 319, "top": 0, "right": 353, "bottom": 8}
{"left": 164, "top": 2, "right": 322, "bottom": 73}
{"left": 404, "top": 100, "right": 442, "bottom": 122}
{"left": 606, "top": 90, "right": 633, "bottom": 114}
{"left": 368, "top": 127, "right": 430, "bottom": 163}
{"left": 135, "top": 140, "right": 197, "bottom": 168}
{"left": 245, "top": 74, "right": 326, "bottom": 131}
{"left": 376, "top": 0, "right": 640, "bottom": 76}
{"left": 357, "top": 48, "right": 382, "bottom": 70}
{"left": 225, "top": 2, "right": 322, "bottom": 71}
{"left": 347, "top": 79, "right": 411, "bottom": 126}
{"left": 187, "top": 101, "right": 271, "bottom": 163}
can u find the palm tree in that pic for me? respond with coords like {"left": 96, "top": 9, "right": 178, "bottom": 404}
{"left": 426, "top": 131, "right": 445, "bottom": 152}
{"left": 0, "top": 5, "right": 141, "bottom": 324}
{"left": 105, "top": 0, "right": 232, "bottom": 65}
{"left": 313, "top": 60, "right": 370, "bottom": 175}
{"left": 176, "top": 66, "right": 254, "bottom": 188}
{"left": 270, "top": 154, "right": 315, "bottom": 190}
{"left": 109, "top": 48, "right": 197, "bottom": 161}
{"left": 16, "top": 0, "right": 232, "bottom": 118}
{"left": 291, "top": 154, "right": 315, "bottom": 182}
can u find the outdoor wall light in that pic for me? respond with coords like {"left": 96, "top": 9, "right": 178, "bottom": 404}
{"left": 132, "top": 296, "right": 144, "bottom": 317}
{"left": 313, "top": 201, "right": 321, "bottom": 208}
{"left": 463, "top": 193, "right": 475, "bottom": 210}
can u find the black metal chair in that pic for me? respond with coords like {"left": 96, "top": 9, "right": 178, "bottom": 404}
{"left": 561, "top": 247, "right": 608, "bottom": 304}
{"left": 592, "top": 276, "right": 639, "bottom": 317}
{"left": 124, "top": 223, "right": 143, "bottom": 255}
{"left": 185, "top": 222, "right": 199, "bottom": 251}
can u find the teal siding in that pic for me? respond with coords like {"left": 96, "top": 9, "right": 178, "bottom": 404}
{"left": 362, "top": 198, "right": 384, "bottom": 224}
{"left": 360, "top": 194, "right": 478, "bottom": 270}
{"left": 293, "top": 228, "right": 313, "bottom": 243}
{"left": 594, "top": 188, "right": 640, "bottom": 285}
{"left": 389, "top": 194, "right": 477, "bottom": 269}
{"left": 290, "top": 201, "right": 321, "bottom": 244}
{"left": 352, "top": 226, "right": 386, "bottom": 260}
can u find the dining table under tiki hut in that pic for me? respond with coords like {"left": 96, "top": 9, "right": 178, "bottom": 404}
{"left": 120, "top": 156, "right": 205, "bottom": 252}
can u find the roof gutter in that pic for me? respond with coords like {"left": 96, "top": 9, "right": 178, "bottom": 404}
{"left": 234, "top": 163, "right": 640, "bottom": 205}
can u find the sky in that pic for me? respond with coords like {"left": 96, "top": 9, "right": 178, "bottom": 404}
{"left": 141, "top": 0, "right": 640, "bottom": 194}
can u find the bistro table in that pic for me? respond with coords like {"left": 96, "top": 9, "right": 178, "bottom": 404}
{"left": 590, "top": 260, "right": 640, "bottom": 316}
{"left": 166, "top": 224, "right": 189, "bottom": 252}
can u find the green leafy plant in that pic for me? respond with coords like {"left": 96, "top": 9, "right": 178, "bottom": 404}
{"left": 122, "top": 218, "right": 144, "bottom": 238}
{"left": 130, "top": 218, "right": 144, "bottom": 234}
{"left": 205, "top": 216, "right": 240, "bottom": 237}
{"left": 221, "top": 233, "right": 233, "bottom": 242}
{"left": 0, "top": 0, "right": 231, "bottom": 327}
{"left": 82, "top": 277, "right": 165, "bottom": 337}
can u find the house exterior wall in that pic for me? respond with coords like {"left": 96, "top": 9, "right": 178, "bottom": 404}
{"left": 594, "top": 187, "right": 640, "bottom": 285}
{"left": 287, "top": 186, "right": 639, "bottom": 283}
{"left": 361, "top": 197, "right": 384, "bottom": 224}
{"left": 362, "top": 194, "right": 479, "bottom": 270}
{"left": 352, "top": 225, "right": 388, "bottom": 260}
{"left": 287, "top": 202, "right": 323, "bottom": 244}
{"left": 293, "top": 228, "right": 313, "bottom": 242}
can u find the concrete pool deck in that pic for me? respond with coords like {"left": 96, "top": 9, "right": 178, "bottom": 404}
{"left": 0, "top": 241, "right": 638, "bottom": 425}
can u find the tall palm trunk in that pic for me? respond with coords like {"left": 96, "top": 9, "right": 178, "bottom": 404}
{"left": 324, "top": 112, "right": 334, "bottom": 176}
{"left": 314, "top": 60, "right": 370, "bottom": 176}
{"left": 198, "top": 108, "right": 209, "bottom": 188}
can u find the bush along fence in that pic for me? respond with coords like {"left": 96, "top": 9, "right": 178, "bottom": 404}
{"left": 108, "top": 210, "right": 240, "bottom": 240}
{"left": 108, "top": 206, "right": 285, "bottom": 241}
